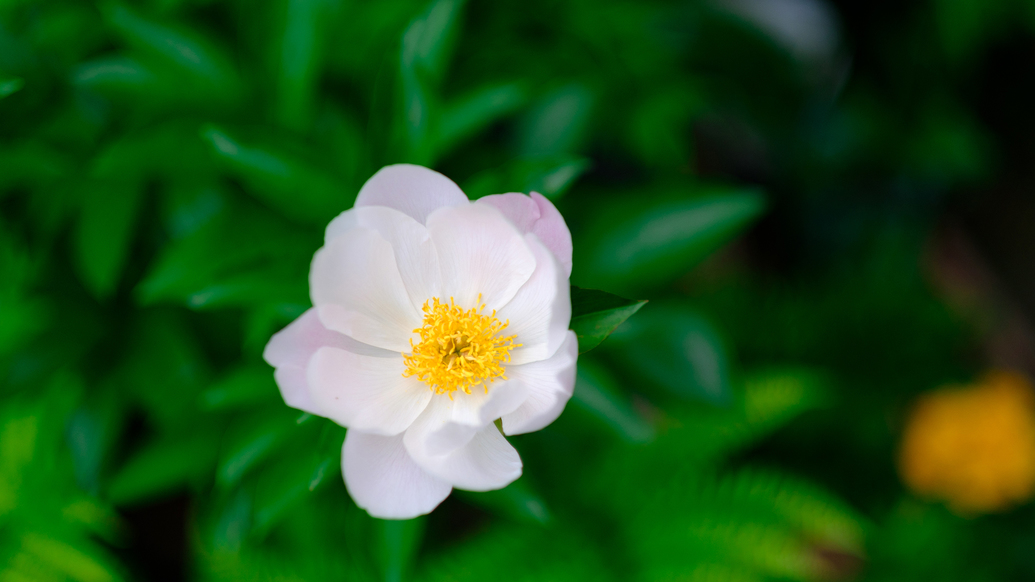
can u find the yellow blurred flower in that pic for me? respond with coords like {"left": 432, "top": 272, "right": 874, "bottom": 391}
{"left": 899, "top": 371, "right": 1035, "bottom": 514}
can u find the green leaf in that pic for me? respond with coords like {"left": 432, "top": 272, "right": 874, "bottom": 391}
{"left": 0, "top": 77, "right": 23, "bottom": 98}
{"left": 571, "top": 360, "right": 654, "bottom": 442}
{"left": 515, "top": 84, "right": 595, "bottom": 156}
{"left": 91, "top": 122, "right": 217, "bottom": 183}
{"left": 414, "top": 523, "right": 612, "bottom": 582}
{"left": 376, "top": 517, "right": 425, "bottom": 582}
{"left": 216, "top": 408, "right": 310, "bottom": 489}
{"left": 623, "top": 468, "right": 864, "bottom": 582}
{"left": 674, "top": 368, "right": 830, "bottom": 462}
{"left": 139, "top": 193, "right": 312, "bottom": 306}
{"left": 19, "top": 533, "right": 121, "bottom": 582}
{"left": 400, "top": 0, "right": 466, "bottom": 84}
{"left": 933, "top": 0, "right": 1008, "bottom": 64}
{"left": 73, "top": 179, "right": 145, "bottom": 299}
{"left": 456, "top": 478, "right": 552, "bottom": 525}
{"left": 210, "top": 488, "right": 251, "bottom": 552}
{"left": 628, "top": 84, "right": 705, "bottom": 168}
{"left": 436, "top": 82, "right": 527, "bottom": 157}
{"left": 182, "top": 268, "right": 310, "bottom": 310}
{"left": 569, "top": 286, "right": 646, "bottom": 354}
{"left": 463, "top": 155, "right": 590, "bottom": 200}
{"left": 137, "top": 196, "right": 315, "bottom": 308}
{"left": 119, "top": 311, "right": 212, "bottom": 429}
{"left": 396, "top": 0, "right": 467, "bottom": 163}
{"left": 67, "top": 407, "right": 110, "bottom": 495}
{"left": 199, "top": 366, "right": 281, "bottom": 411}
{"left": 62, "top": 498, "right": 127, "bottom": 546}
{"left": 0, "top": 142, "right": 69, "bottom": 192}
{"left": 250, "top": 447, "right": 335, "bottom": 538}
{"left": 102, "top": 2, "right": 240, "bottom": 96}
{"left": 271, "top": 0, "right": 327, "bottom": 130}
{"left": 71, "top": 56, "right": 162, "bottom": 96}
{"left": 740, "top": 369, "right": 827, "bottom": 433}
{"left": 607, "top": 304, "right": 731, "bottom": 404}
{"left": 201, "top": 124, "right": 346, "bottom": 224}
{"left": 579, "top": 189, "right": 765, "bottom": 293}
{"left": 106, "top": 424, "right": 221, "bottom": 505}
{"left": 0, "top": 229, "right": 51, "bottom": 355}
{"left": 0, "top": 413, "right": 39, "bottom": 518}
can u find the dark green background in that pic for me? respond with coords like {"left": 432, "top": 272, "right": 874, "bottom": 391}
{"left": 3, "top": 0, "right": 1035, "bottom": 580}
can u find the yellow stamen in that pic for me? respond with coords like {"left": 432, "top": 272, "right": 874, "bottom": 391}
{"left": 402, "top": 295, "right": 519, "bottom": 397}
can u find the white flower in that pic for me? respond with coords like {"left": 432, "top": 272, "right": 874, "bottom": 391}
{"left": 263, "top": 164, "right": 577, "bottom": 519}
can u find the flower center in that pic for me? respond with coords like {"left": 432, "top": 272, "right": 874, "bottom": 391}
{"left": 402, "top": 296, "right": 519, "bottom": 396}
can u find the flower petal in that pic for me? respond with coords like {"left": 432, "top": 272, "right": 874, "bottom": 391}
{"left": 449, "top": 381, "right": 530, "bottom": 429}
{"left": 323, "top": 206, "right": 441, "bottom": 313}
{"left": 342, "top": 430, "right": 452, "bottom": 519}
{"left": 308, "top": 347, "right": 431, "bottom": 435}
{"left": 502, "top": 330, "right": 578, "bottom": 435}
{"left": 477, "top": 192, "right": 573, "bottom": 276}
{"left": 263, "top": 308, "right": 395, "bottom": 414}
{"left": 497, "top": 233, "right": 571, "bottom": 365}
{"left": 426, "top": 203, "right": 537, "bottom": 310}
{"left": 476, "top": 192, "right": 540, "bottom": 231}
{"left": 403, "top": 382, "right": 529, "bottom": 458}
{"left": 310, "top": 226, "right": 422, "bottom": 352}
{"left": 355, "top": 164, "right": 468, "bottom": 225}
{"left": 405, "top": 412, "right": 522, "bottom": 492}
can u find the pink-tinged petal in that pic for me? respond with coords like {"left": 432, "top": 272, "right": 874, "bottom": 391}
{"left": 308, "top": 347, "right": 431, "bottom": 435}
{"left": 310, "top": 227, "right": 422, "bottom": 352}
{"left": 323, "top": 206, "right": 442, "bottom": 313}
{"left": 263, "top": 308, "right": 393, "bottom": 414}
{"left": 529, "top": 193, "right": 573, "bottom": 277}
{"left": 272, "top": 367, "right": 320, "bottom": 414}
{"left": 342, "top": 431, "right": 452, "bottom": 520}
{"left": 355, "top": 164, "right": 468, "bottom": 225}
{"left": 405, "top": 413, "right": 522, "bottom": 492}
{"left": 497, "top": 234, "right": 571, "bottom": 366}
{"left": 502, "top": 331, "right": 578, "bottom": 435}
{"left": 477, "top": 192, "right": 573, "bottom": 276}
{"left": 426, "top": 203, "right": 537, "bottom": 310}
{"left": 476, "top": 192, "right": 540, "bottom": 232}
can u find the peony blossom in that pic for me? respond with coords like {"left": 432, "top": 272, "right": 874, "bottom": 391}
{"left": 263, "top": 164, "right": 577, "bottom": 519}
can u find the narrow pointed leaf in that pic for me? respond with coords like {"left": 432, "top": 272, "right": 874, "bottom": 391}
{"left": 216, "top": 409, "right": 310, "bottom": 489}
{"left": 103, "top": 2, "right": 239, "bottom": 94}
{"left": 73, "top": 179, "right": 145, "bottom": 299}
{"left": 607, "top": 305, "right": 731, "bottom": 404}
{"left": 464, "top": 155, "right": 590, "bottom": 200}
{"left": 199, "top": 366, "right": 281, "bottom": 411}
{"left": 515, "top": 84, "right": 595, "bottom": 156}
{"left": 580, "top": 189, "right": 765, "bottom": 293}
{"left": 569, "top": 286, "right": 646, "bottom": 353}
{"left": 251, "top": 448, "right": 334, "bottom": 538}
{"left": 201, "top": 125, "right": 345, "bottom": 224}
{"left": 436, "top": 82, "right": 527, "bottom": 156}
{"left": 376, "top": 517, "right": 425, "bottom": 582}
{"left": 272, "top": 0, "right": 326, "bottom": 129}
{"left": 0, "top": 77, "right": 23, "bottom": 98}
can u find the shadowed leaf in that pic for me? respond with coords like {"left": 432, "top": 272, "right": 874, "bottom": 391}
{"left": 580, "top": 189, "right": 765, "bottom": 293}
{"left": 0, "top": 77, "right": 23, "bottom": 98}
{"left": 569, "top": 286, "right": 646, "bottom": 353}
{"left": 571, "top": 361, "right": 654, "bottom": 442}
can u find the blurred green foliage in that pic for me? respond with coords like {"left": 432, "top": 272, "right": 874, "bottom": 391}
{"left": 2, "top": 0, "right": 1034, "bottom": 580}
